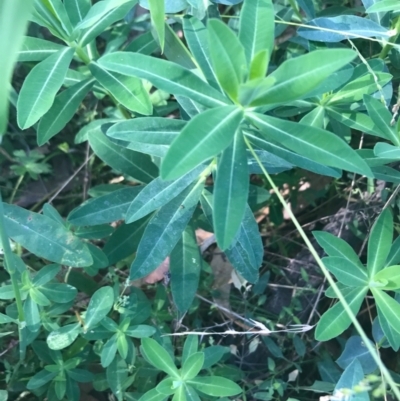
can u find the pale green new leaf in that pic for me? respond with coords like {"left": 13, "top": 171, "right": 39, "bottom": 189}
{"left": 322, "top": 257, "right": 368, "bottom": 287}
{"left": 183, "top": 16, "right": 221, "bottom": 90}
{"left": 162, "top": 106, "right": 244, "bottom": 180}
{"left": 101, "top": 334, "right": 118, "bottom": 367}
{"left": 17, "top": 47, "right": 75, "bottom": 129}
{"left": 170, "top": 226, "right": 202, "bottom": 312}
{"left": 367, "top": 208, "right": 393, "bottom": 278}
{"left": 213, "top": 129, "right": 249, "bottom": 250}
{"left": 88, "top": 131, "right": 159, "bottom": 183}
{"left": 89, "top": 62, "right": 152, "bottom": 115}
{"left": 247, "top": 112, "right": 373, "bottom": 177}
{"left": 141, "top": 338, "right": 180, "bottom": 378}
{"left": 98, "top": 52, "right": 228, "bottom": 108}
{"left": 0, "top": 0, "right": 33, "bottom": 134}
{"left": 207, "top": 19, "right": 247, "bottom": 100}
{"left": 315, "top": 287, "right": 368, "bottom": 341}
{"left": 242, "top": 49, "right": 357, "bottom": 106}
{"left": 238, "top": 0, "right": 274, "bottom": 68}
{"left": 373, "top": 265, "right": 400, "bottom": 290}
{"left": 181, "top": 352, "right": 204, "bottom": 380}
{"left": 37, "top": 78, "right": 94, "bottom": 145}
{"left": 17, "top": 36, "right": 65, "bottom": 62}
{"left": 130, "top": 180, "right": 204, "bottom": 280}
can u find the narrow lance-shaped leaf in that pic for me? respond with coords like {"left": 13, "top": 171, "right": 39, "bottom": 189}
{"left": 240, "top": 49, "right": 357, "bottom": 106}
{"left": 17, "top": 47, "right": 75, "bottom": 129}
{"left": 161, "top": 106, "right": 244, "bottom": 180}
{"left": 213, "top": 129, "right": 249, "bottom": 250}
{"left": 88, "top": 130, "right": 159, "bottom": 184}
{"left": 41, "top": 0, "right": 74, "bottom": 36}
{"left": 130, "top": 179, "right": 205, "bottom": 280}
{"left": 372, "top": 288, "right": 400, "bottom": 334}
{"left": 98, "top": 52, "right": 228, "bottom": 108}
{"left": 148, "top": 0, "right": 165, "bottom": 50}
{"left": 315, "top": 287, "right": 368, "bottom": 341}
{"left": 238, "top": 0, "right": 274, "bottom": 77}
{"left": 322, "top": 257, "right": 368, "bottom": 287}
{"left": 247, "top": 112, "right": 373, "bottom": 177}
{"left": 183, "top": 16, "right": 221, "bottom": 90}
{"left": 37, "top": 78, "right": 94, "bottom": 145}
{"left": 89, "top": 62, "right": 152, "bottom": 115}
{"left": 367, "top": 208, "right": 393, "bottom": 278}
{"left": 170, "top": 225, "right": 202, "bottom": 312}
{"left": 17, "top": 36, "right": 65, "bottom": 62}
{"left": 0, "top": 0, "right": 33, "bottom": 134}
{"left": 126, "top": 164, "right": 206, "bottom": 223}
{"left": 207, "top": 19, "right": 247, "bottom": 100}
{"left": 64, "top": 0, "right": 90, "bottom": 26}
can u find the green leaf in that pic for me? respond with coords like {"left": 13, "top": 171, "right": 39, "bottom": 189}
{"left": 41, "top": 283, "right": 77, "bottom": 303}
{"left": 30, "top": 287, "right": 50, "bottom": 306}
{"left": 89, "top": 62, "right": 152, "bottom": 115}
{"left": 125, "top": 30, "right": 158, "bottom": 55}
{"left": 27, "top": 369, "right": 58, "bottom": 390}
{"left": 374, "top": 143, "right": 400, "bottom": 159}
{"left": 182, "top": 336, "right": 198, "bottom": 365}
{"left": 322, "top": 257, "right": 368, "bottom": 287}
{"left": 364, "top": 95, "right": 400, "bottom": 146}
{"left": 148, "top": 0, "right": 165, "bottom": 50}
{"left": 184, "top": 385, "right": 200, "bottom": 401}
{"left": 367, "top": 209, "right": 393, "bottom": 278}
{"left": 117, "top": 334, "right": 129, "bottom": 359}
{"left": 141, "top": 338, "right": 180, "bottom": 378}
{"left": 64, "top": 0, "right": 90, "bottom": 26}
{"left": 101, "top": 334, "right": 118, "bottom": 368}
{"left": 88, "top": 131, "right": 158, "bottom": 183}
{"left": 104, "top": 217, "right": 150, "bottom": 265}
{"left": 138, "top": 388, "right": 168, "bottom": 401}
{"left": 68, "top": 186, "right": 143, "bottom": 226}
{"left": 77, "top": 1, "right": 137, "bottom": 46}
{"left": 238, "top": 0, "right": 273, "bottom": 70}
{"left": 125, "top": 324, "right": 156, "bottom": 338}
{"left": 107, "top": 355, "right": 128, "bottom": 401}
{"left": 170, "top": 225, "right": 202, "bottom": 312}
{"left": 17, "top": 36, "right": 65, "bottom": 62}
{"left": 202, "top": 345, "right": 229, "bottom": 369}
{"left": 207, "top": 18, "right": 247, "bottom": 100}
{"left": 130, "top": 179, "right": 204, "bottom": 280}
{"left": 126, "top": 164, "right": 205, "bottom": 223}
{"left": 247, "top": 112, "right": 373, "bottom": 177}
{"left": 242, "top": 49, "right": 357, "bottom": 106}
{"left": 334, "top": 360, "right": 366, "bottom": 401}
{"left": 313, "top": 231, "right": 363, "bottom": 266}
{"left": 372, "top": 289, "right": 400, "bottom": 334}
{"left": 162, "top": 106, "right": 243, "bottom": 180}
{"left": 32, "top": 263, "right": 60, "bottom": 286}
{"left": 0, "top": 0, "right": 33, "bottom": 134}
{"left": 156, "top": 378, "right": 176, "bottom": 395}
{"left": 181, "top": 352, "right": 204, "bottom": 380}
{"left": 386, "top": 235, "right": 400, "bottom": 267}
{"left": 98, "top": 52, "right": 228, "bottom": 108}
{"left": 315, "top": 287, "right": 368, "bottom": 341}
{"left": 47, "top": 324, "right": 82, "bottom": 350}
{"left": 327, "top": 72, "right": 392, "bottom": 104}
{"left": 372, "top": 265, "right": 400, "bottom": 290}
{"left": 17, "top": 47, "right": 75, "bottom": 129}
{"left": 24, "top": 294, "right": 41, "bottom": 331}
{"left": 41, "top": 0, "right": 74, "bottom": 36}
{"left": 2, "top": 203, "right": 92, "bottom": 267}
{"left": 107, "top": 117, "right": 183, "bottom": 145}
{"left": 188, "top": 377, "right": 242, "bottom": 397}
{"left": 244, "top": 129, "right": 341, "bottom": 178}
{"left": 213, "top": 129, "right": 249, "bottom": 250}
{"left": 37, "top": 78, "right": 94, "bottom": 145}
{"left": 84, "top": 286, "right": 114, "bottom": 331}
{"left": 367, "top": 0, "right": 400, "bottom": 12}
{"left": 182, "top": 16, "right": 220, "bottom": 90}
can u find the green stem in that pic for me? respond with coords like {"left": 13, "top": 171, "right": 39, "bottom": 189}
{"left": 0, "top": 191, "right": 25, "bottom": 360}
{"left": 380, "top": 17, "right": 400, "bottom": 59}
{"left": 244, "top": 136, "right": 400, "bottom": 401}
{"left": 9, "top": 173, "right": 24, "bottom": 204}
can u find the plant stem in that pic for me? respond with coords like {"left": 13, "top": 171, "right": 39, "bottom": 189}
{"left": 0, "top": 191, "right": 26, "bottom": 360}
{"left": 380, "top": 17, "right": 400, "bottom": 59}
{"left": 244, "top": 136, "right": 400, "bottom": 401}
